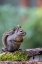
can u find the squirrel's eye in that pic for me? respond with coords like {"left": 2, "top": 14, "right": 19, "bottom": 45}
{"left": 20, "top": 30, "right": 22, "bottom": 32}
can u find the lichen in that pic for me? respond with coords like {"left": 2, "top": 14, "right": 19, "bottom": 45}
{"left": 0, "top": 51, "right": 29, "bottom": 61}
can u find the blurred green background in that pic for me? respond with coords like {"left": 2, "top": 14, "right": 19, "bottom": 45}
{"left": 0, "top": 0, "right": 42, "bottom": 52}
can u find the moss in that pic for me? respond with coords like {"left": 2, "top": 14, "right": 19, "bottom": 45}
{"left": 0, "top": 51, "right": 29, "bottom": 61}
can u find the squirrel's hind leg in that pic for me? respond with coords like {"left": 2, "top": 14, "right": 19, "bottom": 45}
{"left": 2, "top": 48, "right": 8, "bottom": 52}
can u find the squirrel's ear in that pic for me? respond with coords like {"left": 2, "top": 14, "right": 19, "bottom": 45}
{"left": 17, "top": 25, "right": 21, "bottom": 28}
{"left": 19, "top": 26, "right": 21, "bottom": 28}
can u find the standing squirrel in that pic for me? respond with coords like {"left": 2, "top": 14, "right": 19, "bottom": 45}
{"left": 2, "top": 25, "right": 26, "bottom": 52}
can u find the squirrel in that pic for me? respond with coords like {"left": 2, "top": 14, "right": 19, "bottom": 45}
{"left": 2, "top": 25, "right": 26, "bottom": 52}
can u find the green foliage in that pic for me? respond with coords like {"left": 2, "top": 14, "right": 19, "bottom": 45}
{"left": 0, "top": 51, "right": 29, "bottom": 61}
{"left": 0, "top": 5, "right": 42, "bottom": 51}
{"left": 21, "top": 8, "right": 42, "bottom": 49}
{"left": 0, "top": 5, "right": 20, "bottom": 51}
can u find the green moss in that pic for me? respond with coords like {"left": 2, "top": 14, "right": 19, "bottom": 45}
{"left": 0, "top": 51, "right": 29, "bottom": 61}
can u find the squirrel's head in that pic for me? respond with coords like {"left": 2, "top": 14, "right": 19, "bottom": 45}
{"left": 14, "top": 25, "right": 26, "bottom": 36}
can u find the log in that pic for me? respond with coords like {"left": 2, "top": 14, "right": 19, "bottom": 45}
{"left": 0, "top": 48, "right": 42, "bottom": 63}
{"left": 25, "top": 48, "right": 42, "bottom": 56}
{"left": 0, "top": 61, "right": 42, "bottom": 64}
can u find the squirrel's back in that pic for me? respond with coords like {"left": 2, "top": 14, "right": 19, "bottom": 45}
{"left": 2, "top": 28, "right": 14, "bottom": 47}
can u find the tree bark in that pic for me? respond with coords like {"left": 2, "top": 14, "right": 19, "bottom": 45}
{"left": 0, "top": 61, "right": 42, "bottom": 64}
{"left": 25, "top": 48, "right": 42, "bottom": 56}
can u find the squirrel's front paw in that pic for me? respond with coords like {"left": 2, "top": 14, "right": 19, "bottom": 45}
{"left": 18, "top": 49, "right": 22, "bottom": 51}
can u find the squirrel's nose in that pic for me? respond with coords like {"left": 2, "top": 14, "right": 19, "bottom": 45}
{"left": 24, "top": 32, "right": 26, "bottom": 35}
{"left": 23, "top": 32, "right": 26, "bottom": 36}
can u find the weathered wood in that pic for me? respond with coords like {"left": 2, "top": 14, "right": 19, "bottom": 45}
{"left": 0, "top": 61, "right": 42, "bottom": 64}
{"left": 25, "top": 48, "right": 42, "bottom": 56}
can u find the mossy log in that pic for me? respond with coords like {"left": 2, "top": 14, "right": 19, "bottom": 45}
{"left": 0, "top": 51, "right": 29, "bottom": 61}
{"left": 0, "top": 48, "right": 42, "bottom": 64}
